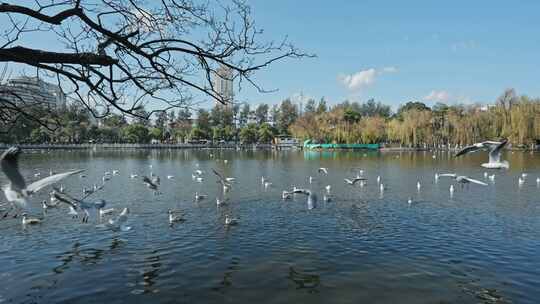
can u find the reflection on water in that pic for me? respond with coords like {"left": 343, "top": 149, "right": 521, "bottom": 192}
{"left": 0, "top": 149, "right": 539, "bottom": 303}
{"left": 288, "top": 267, "right": 320, "bottom": 293}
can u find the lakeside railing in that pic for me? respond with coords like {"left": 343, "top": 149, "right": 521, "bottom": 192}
{"left": 0, "top": 143, "right": 279, "bottom": 150}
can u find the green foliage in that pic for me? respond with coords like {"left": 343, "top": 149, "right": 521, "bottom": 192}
{"left": 258, "top": 123, "right": 276, "bottom": 143}
{"left": 277, "top": 99, "right": 298, "bottom": 135}
{"left": 4, "top": 88, "right": 539, "bottom": 147}
{"left": 239, "top": 123, "right": 258, "bottom": 144}
{"left": 122, "top": 124, "right": 150, "bottom": 143}
{"left": 255, "top": 104, "right": 269, "bottom": 124}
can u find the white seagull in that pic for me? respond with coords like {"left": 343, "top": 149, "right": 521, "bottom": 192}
{"left": 21, "top": 213, "right": 41, "bottom": 225}
{"left": 225, "top": 215, "right": 238, "bottom": 226}
{"left": 292, "top": 188, "right": 317, "bottom": 210}
{"left": 195, "top": 192, "right": 207, "bottom": 201}
{"left": 212, "top": 169, "right": 232, "bottom": 192}
{"left": 455, "top": 139, "right": 509, "bottom": 169}
{"left": 107, "top": 207, "right": 131, "bottom": 231}
{"left": 0, "top": 147, "right": 84, "bottom": 211}
{"left": 168, "top": 209, "right": 185, "bottom": 225}
{"left": 438, "top": 173, "right": 488, "bottom": 187}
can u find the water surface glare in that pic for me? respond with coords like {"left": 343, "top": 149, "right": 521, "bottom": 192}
{"left": 1, "top": 150, "right": 539, "bottom": 303}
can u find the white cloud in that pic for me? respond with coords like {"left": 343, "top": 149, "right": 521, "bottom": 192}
{"left": 339, "top": 67, "right": 397, "bottom": 92}
{"left": 424, "top": 90, "right": 450, "bottom": 102}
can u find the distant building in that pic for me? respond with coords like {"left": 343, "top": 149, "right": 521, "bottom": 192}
{"left": 0, "top": 76, "right": 66, "bottom": 109}
{"left": 212, "top": 65, "right": 233, "bottom": 107}
{"left": 478, "top": 104, "right": 495, "bottom": 112}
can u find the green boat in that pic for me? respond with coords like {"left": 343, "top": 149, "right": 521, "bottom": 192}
{"left": 303, "top": 140, "right": 379, "bottom": 150}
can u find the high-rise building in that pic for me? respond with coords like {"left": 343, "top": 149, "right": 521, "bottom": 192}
{"left": 212, "top": 65, "right": 233, "bottom": 106}
{"left": 0, "top": 76, "right": 66, "bottom": 108}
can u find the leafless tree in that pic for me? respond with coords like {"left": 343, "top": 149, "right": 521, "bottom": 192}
{"left": 0, "top": 0, "right": 311, "bottom": 128}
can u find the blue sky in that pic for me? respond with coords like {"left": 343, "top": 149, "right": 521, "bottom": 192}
{"left": 237, "top": 0, "right": 540, "bottom": 109}
{"left": 2, "top": 1, "right": 539, "bottom": 111}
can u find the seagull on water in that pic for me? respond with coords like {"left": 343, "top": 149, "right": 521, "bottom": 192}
{"left": 216, "top": 197, "right": 228, "bottom": 207}
{"left": 168, "top": 209, "right": 185, "bottom": 225}
{"left": 325, "top": 185, "right": 331, "bottom": 193}
{"left": 21, "top": 213, "right": 41, "bottom": 225}
{"left": 455, "top": 139, "right": 509, "bottom": 169}
{"left": 225, "top": 215, "right": 238, "bottom": 226}
{"left": 417, "top": 181, "right": 421, "bottom": 191}
{"left": 0, "top": 147, "right": 84, "bottom": 212}
{"left": 195, "top": 192, "right": 207, "bottom": 201}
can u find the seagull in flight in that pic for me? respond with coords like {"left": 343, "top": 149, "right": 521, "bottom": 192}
{"left": 212, "top": 168, "right": 232, "bottom": 192}
{"left": 438, "top": 173, "right": 488, "bottom": 187}
{"left": 107, "top": 207, "right": 131, "bottom": 231}
{"left": 318, "top": 167, "right": 328, "bottom": 174}
{"left": 142, "top": 176, "right": 159, "bottom": 194}
{"left": 1, "top": 147, "right": 84, "bottom": 211}
{"left": 292, "top": 188, "right": 317, "bottom": 210}
{"left": 52, "top": 187, "right": 108, "bottom": 223}
{"left": 455, "top": 139, "right": 509, "bottom": 169}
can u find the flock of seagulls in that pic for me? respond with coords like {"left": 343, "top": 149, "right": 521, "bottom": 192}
{"left": 0, "top": 138, "right": 538, "bottom": 229}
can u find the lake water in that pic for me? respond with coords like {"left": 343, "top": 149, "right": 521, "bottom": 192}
{"left": 1, "top": 149, "right": 539, "bottom": 304}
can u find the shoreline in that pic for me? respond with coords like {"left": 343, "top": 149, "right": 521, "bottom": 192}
{"left": 0, "top": 143, "right": 536, "bottom": 152}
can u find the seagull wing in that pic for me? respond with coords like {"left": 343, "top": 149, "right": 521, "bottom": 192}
{"left": 212, "top": 168, "right": 225, "bottom": 182}
{"left": 26, "top": 169, "right": 85, "bottom": 194}
{"left": 52, "top": 193, "right": 78, "bottom": 208}
{"left": 142, "top": 176, "right": 157, "bottom": 189}
{"left": 438, "top": 173, "right": 457, "bottom": 178}
{"left": 344, "top": 178, "right": 352, "bottom": 184}
{"left": 318, "top": 168, "right": 328, "bottom": 174}
{"left": 455, "top": 144, "right": 483, "bottom": 157}
{"left": 352, "top": 177, "right": 367, "bottom": 184}
{"left": 463, "top": 177, "right": 488, "bottom": 186}
{"left": 212, "top": 168, "right": 231, "bottom": 186}
{"left": 488, "top": 139, "right": 507, "bottom": 163}
{"left": 292, "top": 188, "right": 309, "bottom": 195}
{"left": 0, "top": 147, "right": 26, "bottom": 191}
